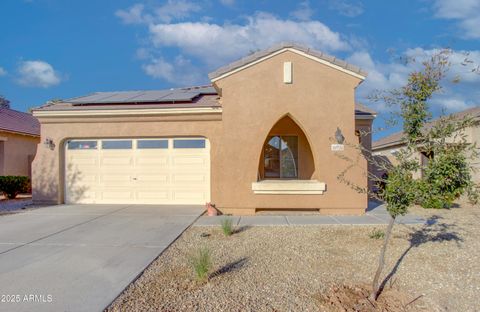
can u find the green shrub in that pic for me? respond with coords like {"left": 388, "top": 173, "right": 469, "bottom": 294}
{"left": 189, "top": 247, "right": 212, "bottom": 282}
{"left": 0, "top": 176, "right": 30, "bottom": 199}
{"left": 418, "top": 152, "right": 471, "bottom": 209}
{"left": 220, "top": 218, "right": 233, "bottom": 236}
{"left": 369, "top": 229, "right": 385, "bottom": 240}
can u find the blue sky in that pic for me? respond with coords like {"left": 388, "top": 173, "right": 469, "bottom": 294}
{"left": 1, "top": 0, "right": 479, "bottom": 139}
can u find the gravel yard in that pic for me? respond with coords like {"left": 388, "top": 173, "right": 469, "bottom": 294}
{"left": 107, "top": 201, "right": 479, "bottom": 311}
{"left": 0, "top": 195, "right": 34, "bottom": 215}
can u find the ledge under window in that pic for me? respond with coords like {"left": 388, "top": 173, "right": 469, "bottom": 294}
{"left": 252, "top": 180, "right": 326, "bottom": 195}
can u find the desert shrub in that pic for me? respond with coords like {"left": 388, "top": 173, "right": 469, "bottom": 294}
{"left": 0, "top": 176, "right": 30, "bottom": 199}
{"left": 369, "top": 229, "right": 385, "bottom": 239}
{"left": 189, "top": 247, "right": 212, "bottom": 282}
{"left": 220, "top": 218, "right": 233, "bottom": 236}
{"left": 418, "top": 151, "right": 472, "bottom": 208}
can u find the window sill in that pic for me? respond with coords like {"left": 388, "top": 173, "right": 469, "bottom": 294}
{"left": 252, "top": 180, "right": 326, "bottom": 195}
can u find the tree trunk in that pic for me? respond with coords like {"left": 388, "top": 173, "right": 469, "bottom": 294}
{"left": 369, "top": 215, "right": 396, "bottom": 301}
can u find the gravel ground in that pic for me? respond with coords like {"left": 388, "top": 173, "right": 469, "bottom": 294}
{"left": 0, "top": 197, "right": 33, "bottom": 215}
{"left": 107, "top": 200, "right": 479, "bottom": 312}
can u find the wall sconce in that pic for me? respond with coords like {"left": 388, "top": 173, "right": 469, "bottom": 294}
{"left": 44, "top": 138, "right": 55, "bottom": 150}
{"left": 335, "top": 127, "right": 345, "bottom": 144}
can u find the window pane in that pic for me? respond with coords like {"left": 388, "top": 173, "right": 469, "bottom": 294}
{"left": 137, "top": 140, "right": 168, "bottom": 149}
{"left": 264, "top": 136, "right": 280, "bottom": 178}
{"left": 67, "top": 141, "right": 97, "bottom": 150}
{"left": 102, "top": 140, "right": 132, "bottom": 149}
{"left": 173, "top": 139, "right": 205, "bottom": 149}
{"left": 280, "top": 136, "right": 298, "bottom": 178}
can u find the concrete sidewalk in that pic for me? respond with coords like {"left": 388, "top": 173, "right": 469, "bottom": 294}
{"left": 194, "top": 202, "right": 425, "bottom": 226}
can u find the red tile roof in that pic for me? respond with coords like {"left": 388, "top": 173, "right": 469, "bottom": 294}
{"left": 0, "top": 108, "right": 40, "bottom": 137}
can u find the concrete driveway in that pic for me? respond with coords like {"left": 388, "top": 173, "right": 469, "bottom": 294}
{"left": 0, "top": 204, "right": 204, "bottom": 312}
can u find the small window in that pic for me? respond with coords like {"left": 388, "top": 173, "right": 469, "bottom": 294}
{"left": 137, "top": 139, "right": 168, "bottom": 149}
{"left": 67, "top": 141, "right": 97, "bottom": 150}
{"left": 102, "top": 140, "right": 132, "bottom": 149}
{"left": 173, "top": 139, "right": 205, "bottom": 149}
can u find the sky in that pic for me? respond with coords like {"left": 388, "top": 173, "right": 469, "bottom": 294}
{"left": 0, "top": 0, "right": 479, "bottom": 139}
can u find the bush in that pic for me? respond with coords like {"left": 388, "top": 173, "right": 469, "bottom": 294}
{"left": 0, "top": 176, "right": 30, "bottom": 199}
{"left": 220, "top": 218, "right": 234, "bottom": 236}
{"left": 418, "top": 151, "right": 471, "bottom": 209}
{"left": 189, "top": 247, "right": 212, "bottom": 282}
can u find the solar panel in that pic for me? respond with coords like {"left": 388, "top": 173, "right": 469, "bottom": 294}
{"left": 66, "top": 86, "right": 217, "bottom": 105}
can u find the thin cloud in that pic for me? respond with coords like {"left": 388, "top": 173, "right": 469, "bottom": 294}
{"left": 432, "top": 0, "right": 480, "bottom": 39}
{"left": 291, "top": 1, "right": 314, "bottom": 21}
{"left": 329, "top": 0, "right": 364, "bottom": 17}
{"left": 17, "top": 60, "right": 62, "bottom": 88}
{"left": 0, "top": 67, "right": 7, "bottom": 76}
{"left": 348, "top": 48, "right": 480, "bottom": 113}
{"left": 116, "top": 0, "right": 201, "bottom": 25}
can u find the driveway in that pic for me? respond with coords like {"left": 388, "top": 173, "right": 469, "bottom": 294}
{"left": 0, "top": 204, "right": 204, "bottom": 312}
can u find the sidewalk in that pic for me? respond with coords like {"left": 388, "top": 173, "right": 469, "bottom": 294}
{"left": 193, "top": 202, "right": 425, "bottom": 226}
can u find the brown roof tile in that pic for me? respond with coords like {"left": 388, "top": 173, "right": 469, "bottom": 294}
{"left": 0, "top": 108, "right": 40, "bottom": 136}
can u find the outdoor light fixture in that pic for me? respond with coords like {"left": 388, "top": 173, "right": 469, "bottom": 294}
{"left": 335, "top": 127, "right": 345, "bottom": 144}
{"left": 44, "top": 138, "right": 55, "bottom": 150}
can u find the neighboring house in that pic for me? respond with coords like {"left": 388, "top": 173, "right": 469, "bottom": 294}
{"left": 0, "top": 108, "right": 40, "bottom": 178}
{"left": 372, "top": 106, "right": 480, "bottom": 186}
{"left": 32, "top": 43, "right": 376, "bottom": 215}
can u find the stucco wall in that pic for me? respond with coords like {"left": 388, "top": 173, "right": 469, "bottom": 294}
{"left": 0, "top": 131, "right": 39, "bottom": 177}
{"left": 33, "top": 50, "right": 371, "bottom": 214}
{"left": 214, "top": 50, "right": 368, "bottom": 214}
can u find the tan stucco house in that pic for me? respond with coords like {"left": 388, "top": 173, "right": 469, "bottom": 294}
{"left": 32, "top": 43, "right": 376, "bottom": 215}
{"left": 372, "top": 106, "right": 480, "bottom": 186}
{"left": 0, "top": 108, "right": 40, "bottom": 178}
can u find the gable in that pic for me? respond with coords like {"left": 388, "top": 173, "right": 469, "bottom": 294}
{"left": 209, "top": 44, "right": 367, "bottom": 82}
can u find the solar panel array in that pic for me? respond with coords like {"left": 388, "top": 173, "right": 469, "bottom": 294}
{"left": 68, "top": 86, "right": 216, "bottom": 105}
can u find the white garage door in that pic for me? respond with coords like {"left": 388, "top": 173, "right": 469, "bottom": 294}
{"left": 65, "top": 138, "right": 210, "bottom": 204}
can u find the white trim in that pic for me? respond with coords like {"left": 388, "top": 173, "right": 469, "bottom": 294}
{"left": 33, "top": 106, "right": 222, "bottom": 118}
{"left": 211, "top": 47, "right": 366, "bottom": 82}
{"left": 252, "top": 179, "right": 326, "bottom": 195}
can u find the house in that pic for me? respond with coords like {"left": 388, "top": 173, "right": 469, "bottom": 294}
{"left": 372, "top": 106, "right": 480, "bottom": 184}
{"left": 32, "top": 43, "right": 376, "bottom": 215}
{"left": 0, "top": 108, "right": 40, "bottom": 178}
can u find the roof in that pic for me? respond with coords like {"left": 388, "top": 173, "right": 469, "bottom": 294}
{"left": 208, "top": 42, "right": 368, "bottom": 81}
{"left": 373, "top": 106, "right": 480, "bottom": 150}
{"left": 63, "top": 85, "right": 216, "bottom": 105}
{"left": 355, "top": 102, "right": 377, "bottom": 117}
{"left": 0, "top": 108, "right": 40, "bottom": 137}
{"left": 34, "top": 84, "right": 375, "bottom": 119}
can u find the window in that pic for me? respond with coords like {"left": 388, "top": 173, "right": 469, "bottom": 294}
{"left": 173, "top": 139, "right": 205, "bottom": 149}
{"left": 137, "top": 139, "right": 168, "bottom": 149}
{"left": 102, "top": 140, "right": 132, "bottom": 149}
{"left": 67, "top": 141, "right": 97, "bottom": 150}
{"left": 264, "top": 136, "right": 298, "bottom": 178}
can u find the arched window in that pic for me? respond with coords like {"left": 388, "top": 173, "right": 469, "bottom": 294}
{"left": 259, "top": 115, "right": 315, "bottom": 180}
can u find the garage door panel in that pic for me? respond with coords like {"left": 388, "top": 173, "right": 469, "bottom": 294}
{"left": 172, "top": 174, "right": 207, "bottom": 183}
{"left": 136, "top": 156, "right": 168, "bottom": 166}
{"left": 101, "top": 157, "right": 133, "bottom": 166}
{"left": 173, "top": 156, "right": 207, "bottom": 166}
{"left": 101, "top": 191, "right": 135, "bottom": 200}
{"left": 65, "top": 138, "right": 210, "bottom": 205}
